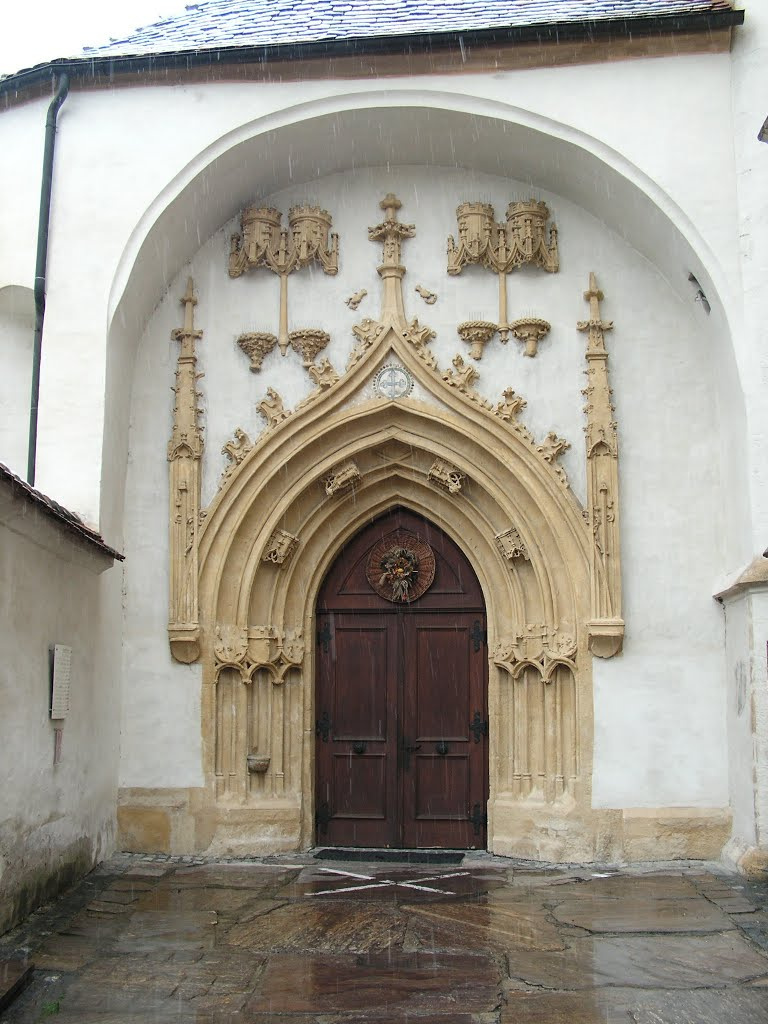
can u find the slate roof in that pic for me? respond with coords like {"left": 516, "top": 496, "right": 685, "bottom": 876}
{"left": 84, "top": 0, "right": 737, "bottom": 57}
{"left": 0, "top": 462, "right": 124, "bottom": 561}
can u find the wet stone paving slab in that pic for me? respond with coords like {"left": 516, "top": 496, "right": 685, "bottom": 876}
{"left": 1, "top": 854, "right": 768, "bottom": 1022}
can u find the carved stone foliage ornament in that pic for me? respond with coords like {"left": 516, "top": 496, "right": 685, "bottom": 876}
{"left": 428, "top": 458, "right": 465, "bottom": 494}
{"left": 346, "top": 288, "right": 367, "bottom": 309}
{"left": 228, "top": 203, "right": 339, "bottom": 357}
{"left": 236, "top": 331, "right": 277, "bottom": 372}
{"left": 447, "top": 199, "right": 558, "bottom": 343}
{"left": 415, "top": 284, "right": 437, "bottom": 304}
{"left": 457, "top": 320, "right": 497, "bottom": 360}
{"left": 509, "top": 317, "right": 551, "bottom": 358}
{"left": 167, "top": 278, "right": 204, "bottom": 664}
{"left": 441, "top": 355, "right": 492, "bottom": 410}
{"left": 262, "top": 528, "right": 299, "bottom": 565}
{"left": 289, "top": 328, "right": 330, "bottom": 367}
{"left": 536, "top": 432, "right": 571, "bottom": 486}
{"left": 221, "top": 428, "right": 253, "bottom": 483}
{"left": 366, "top": 530, "right": 436, "bottom": 603}
{"left": 258, "top": 388, "right": 290, "bottom": 430}
{"left": 578, "top": 272, "right": 624, "bottom": 658}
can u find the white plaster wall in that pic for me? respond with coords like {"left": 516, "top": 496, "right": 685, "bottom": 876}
{"left": 0, "top": 504, "right": 122, "bottom": 932}
{"left": 0, "top": 286, "right": 35, "bottom": 478}
{"left": 724, "top": 593, "right": 757, "bottom": 845}
{"left": 0, "top": 48, "right": 746, "bottom": 538}
{"left": 732, "top": 3, "right": 768, "bottom": 549}
{"left": 122, "top": 164, "right": 728, "bottom": 808}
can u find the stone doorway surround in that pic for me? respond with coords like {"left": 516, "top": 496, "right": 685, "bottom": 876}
{"left": 117, "top": 194, "right": 730, "bottom": 863}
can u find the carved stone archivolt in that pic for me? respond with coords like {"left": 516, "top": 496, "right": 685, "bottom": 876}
{"left": 167, "top": 278, "right": 204, "bottom": 664}
{"left": 578, "top": 272, "right": 624, "bottom": 658}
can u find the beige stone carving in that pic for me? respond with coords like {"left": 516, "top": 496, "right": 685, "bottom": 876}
{"left": 415, "top": 284, "right": 437, "bottom": 304}
{"left": 348, "top": 317, "right": 386, "bottom": 369}
{"left": 495, "top": 526, "right": 529, "bottom": 562}
{"left": 493, "top": 626, "right": 578, "bottom": 803}
{"left": 428, "top": 458, "right": 465, "bottom": 494}
{"left": 177, "top": 196, "right": 625, "bottom": 862}
{"left": 509, "top": 316, "right": 551, "bottom": 358}
{"left": 441, "top": 354, "right": 492, "bottom": 409}
{"left": 447, "top": 199, "right": 558, "bottom": 342}
{"left": 229, "top": 204, "right": 338, "bottom": 354}
{"left": 307, "top": 358, "right": 340, "bottom": 391}
{"left": 578, "top": 273, "right": 624, "bottom": 658}
{"left": 289, "top": 328, "right": 330, "bottom": 367}
{"left": 346, "top": 288, "right": 367, "bottom": 309}
{"left": 236, "top": 331, "right": 277, "bottom": 372}
{"left": 167, "top": 279, "right": 204, "bottom": 664}
{"left": 324, "top": 460, "right": 360, "bottom": 496}
{"left": 258, "top": 388, "right": 290, "bottom": 430}
{"left": 212, "top": 624, "right": 304, "bottom": 800}
{"left": 221, "top": 428, "right": 253, "bottom": 483}
{"left": 262, "top": 528, "right": 299, "bottom": 565}
{"left": 401, "top": 318, "right": 437, "bottom": 367}
{"left": 457, "top": 320, "right": 497, "bottom": 360}
{"left": 213, "top": 623, "right": 249, "bottom": 666}
{"left": 536, "top": 431, "right": 571, "bottom": 487}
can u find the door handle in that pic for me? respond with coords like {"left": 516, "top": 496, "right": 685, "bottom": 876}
{"left": 402, "top": 736, "right": 422, "bottom": 770}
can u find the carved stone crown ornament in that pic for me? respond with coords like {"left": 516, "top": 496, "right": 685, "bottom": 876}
{"left": 447, "top": 200, "right": 558, "bottom": 347}
{"left": 578, "top": 273, "right": 624, "bottom": 658}
{"left": 167, "top": 278, "right": 205, "bottom": 664}
{"left": 229, "top": 203, "right": 339, "bottom": 360}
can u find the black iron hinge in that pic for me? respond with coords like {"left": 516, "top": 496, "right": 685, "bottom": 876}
{"left": 469, "top": 803, "right": 488, "bottom": 836}
{"left": 470, "top": 619, "right": 487, "bottom": 652}
{"left": 317, "top": 620, "right": 331, "bottom": 654}
{"left": 315, "top": 711, "right": 331, "bottom": 742}
{"left": 470, "top": 711, "right": 489, "bottom": 743}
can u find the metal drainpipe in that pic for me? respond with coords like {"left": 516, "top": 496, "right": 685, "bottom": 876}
{"left": 27, "top": 73, "right": 69, "bottom": 486}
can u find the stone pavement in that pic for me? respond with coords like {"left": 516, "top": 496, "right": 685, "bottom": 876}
{"left": 2, "top": 852, "right": 768, "bottom": 1022}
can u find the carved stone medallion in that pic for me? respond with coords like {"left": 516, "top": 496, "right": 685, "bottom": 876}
{"left": 373, "top": 364, "right": 414, "bottom": 400}
{"left": 366, "top": 530, "right": 436, "bottom": 603}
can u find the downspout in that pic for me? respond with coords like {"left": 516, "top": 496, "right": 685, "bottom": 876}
{"left": 27, "top": 74, "right": 69, "bottom": 486}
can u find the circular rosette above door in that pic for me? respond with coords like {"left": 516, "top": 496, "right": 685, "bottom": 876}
{"left": 366, "top": 530, "right": 436, "bottom": 603}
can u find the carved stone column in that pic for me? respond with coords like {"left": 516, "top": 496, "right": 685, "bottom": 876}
{"left": 167, "top": 278, "right": 204, "bottom": 663}
{"left": 578, "top": 273, "right": 624, "bottom": 658}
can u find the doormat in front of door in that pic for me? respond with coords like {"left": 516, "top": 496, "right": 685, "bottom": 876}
{"left": 313, "top": 848, "right": 464, "bottom": 865}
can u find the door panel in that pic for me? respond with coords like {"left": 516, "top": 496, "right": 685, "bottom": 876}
{"left": 402, "top": 614, "right": 486, "bottom": 848}
{"left": 316, "top": 510, "right": 488, "bottom": 849}
{"left": 316, "top": 613, "right": 398, "bottom": 847}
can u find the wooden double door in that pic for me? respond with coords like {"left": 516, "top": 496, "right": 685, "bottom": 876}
{"left": 315, "top": 509, "right": 488, "bottom": 849}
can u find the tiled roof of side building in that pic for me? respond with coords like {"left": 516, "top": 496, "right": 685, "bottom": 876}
{"left": 0, "top": 462, "right": 124, "bottom": 561}
{"left": 83, "top": 0, "right": 738, "bottom": 57}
